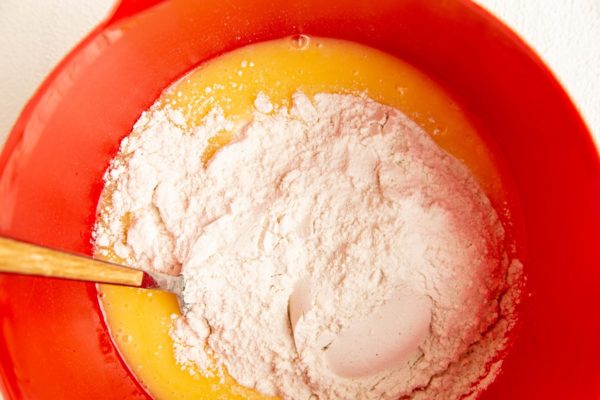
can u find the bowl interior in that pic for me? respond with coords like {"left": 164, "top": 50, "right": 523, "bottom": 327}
{"left": 0, "top": 0, "right": 599, "bottom": 399}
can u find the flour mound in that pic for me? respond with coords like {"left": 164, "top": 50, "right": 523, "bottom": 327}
{"left": 94, "top": 92, "right": 522, "bottom": 399}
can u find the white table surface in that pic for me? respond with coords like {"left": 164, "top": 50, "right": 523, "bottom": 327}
{"left": 0, "top": 0, "right": 598, "bottom": 398}
{"left": 0, "top": 0, "right": 598, "bottom": 147}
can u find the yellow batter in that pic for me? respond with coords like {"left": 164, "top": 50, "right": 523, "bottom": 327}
{"left": 97, "top": 36, "right": 506, "bottom": 400}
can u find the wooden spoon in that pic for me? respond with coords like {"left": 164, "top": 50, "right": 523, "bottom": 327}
{"left": 0, "top": 236, "right": 184, "bottom": 298}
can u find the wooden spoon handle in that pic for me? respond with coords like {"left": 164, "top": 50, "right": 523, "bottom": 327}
{"left": 0, "top": 236, "right": 144, "bottom": 286}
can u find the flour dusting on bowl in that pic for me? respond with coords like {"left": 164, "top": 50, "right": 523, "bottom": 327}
{"left": 94, "top": 87, "right": 523, "bottom": 399}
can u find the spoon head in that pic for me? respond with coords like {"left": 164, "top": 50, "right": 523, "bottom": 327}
{"left": 142, "top": 270, "right": 185, "bottom": 301}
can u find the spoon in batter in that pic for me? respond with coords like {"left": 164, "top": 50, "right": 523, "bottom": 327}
{"left": 0, "top": 236, "right": 184, "bottom": 298}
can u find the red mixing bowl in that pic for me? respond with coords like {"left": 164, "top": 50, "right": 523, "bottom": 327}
{"left": 0, "top": 0, "right": 599, "bottom": 399}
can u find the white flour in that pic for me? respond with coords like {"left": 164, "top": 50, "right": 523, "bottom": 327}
{"left": 94, "top": 92, "right": 522, "bottom": 399}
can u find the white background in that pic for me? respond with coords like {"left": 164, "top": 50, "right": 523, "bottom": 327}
{"left": 0, "top": 0, "right": 599, "bottom": 147}
{"left": 0, "top": 1, "right": 598, "bottom": 398}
